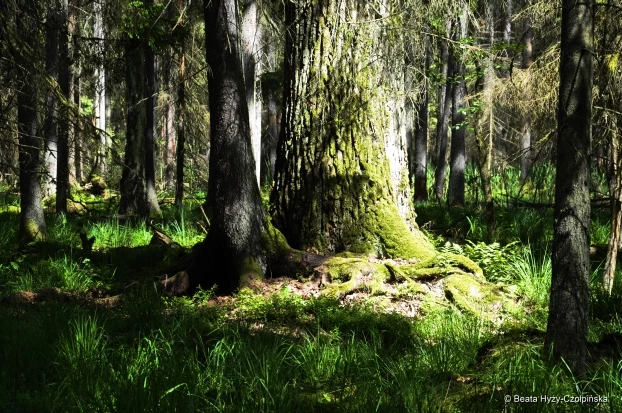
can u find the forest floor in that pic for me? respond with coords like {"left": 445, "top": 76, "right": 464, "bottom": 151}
{"left": 1, "top": 186, "right": 621, "bottom": 412}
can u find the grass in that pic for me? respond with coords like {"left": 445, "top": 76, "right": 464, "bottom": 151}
{"left": 1, "top": 180, "right": 621, "bottom": 411}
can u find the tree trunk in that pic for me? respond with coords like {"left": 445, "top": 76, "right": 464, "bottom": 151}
{"left": 604, "top": 133, "right": 622, "bottom": 294}
{"left": 434, "top": 21, "right": 453, "bottom": 203}
{"left": 260, "top": 36, "right": 279, "bottom": 186}
{"left": 242, "top": 0, "right": 262, "bottom": 187}
{"left": 174, "top": 41, "right": 186, "bottom": 208}
{"left": 414, "top": 34, "right": 430, "bottom": 203}
{"left": 144, "top": 0, "right": 161, "bottom": 214}
{"left": 545, "top": 0, "right": 593, "bottom": 376}
{"left": 43, "top": 0, "right": 59, "bottom": 198}
{"left": 187, "top": 0, "right": 267, "bottom": 293}
{"left": 447, "top": 10, "right": 467, "bottom": 208}
{"left": 56, "top": 0, "right": 70, "bottom": 214}
{"left": 520, "top": 21, "right": 534, "bottom": 181}
{"left": 119, "top": 37, "right": 150, "bottom": 216}
{"left": 93, "top": 0, "right": 107, "bottom": 176}
{"left": 271, "top": 0, "right": 433, "bottom": 258}
{"left": 15, "top": 0, "right": 47, "bottom": 242}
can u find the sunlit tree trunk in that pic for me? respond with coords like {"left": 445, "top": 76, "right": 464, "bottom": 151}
{"left": 520, "top": 20, "right": 534, "bottom": 181}
{"left": 174, "top": 40, "right": 186, "bottom": 208}
{"left": 545, "top": 0, "right": 593, "bottom": 376}
{"left": 434, "top": 22, "right": 453, "bottom": 203}
{"left": 242, "top": 0, "right": 262, "bottom": 187}
{"left": 271, "top": 0, "right": 432, "bottom": 257}
{"left": 414, "top": 34, "right": 430, "bottom": 203}
{"left": 93, "top": 0, "right": 107, "bottom": 176}
{"left": 260, "top": 35, "right": 279, "bottom": 185}
{"left": 43, "top": 0, "right": 59, "bottom": 198}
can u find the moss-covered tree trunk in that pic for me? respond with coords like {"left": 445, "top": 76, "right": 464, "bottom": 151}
{"left": 271, "top": 0, "right": 434, "bottom": 259}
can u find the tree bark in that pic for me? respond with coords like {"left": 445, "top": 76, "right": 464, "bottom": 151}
{"left": 414, "top": 34, "right": 430, "bottom": 203}
{"left": 447, "top": 10, "right": 468, "bottom": 208}
{"left": 520, "top": 21, "right": 534, "bottom": 181}
{"left": 15, "top": 0, "right": 47, "bottom": 242}
{"left": 119, "top": 37, "right": 150, "bottom": 216}
{"left": 242, "top": 0, "right": 262, "bottom": 188}
{"left": 187, "top": 0, "right": 267, "bottom": 293}
{"left": 545, "top": 0, "right": 594, "bottom": 376}
{"left": 271, "top": 0, "right": 433, "bottom": 258}
{"left": 174, "top": 41, "right": 186, "bottom": 208}
{"left": 144, "top": 0, "right": 161, "bottom": 214}
{"left": 93, "top": 0, "right": 107, "bottom": 176}
{"left": 56, "top": 0, "right": 70, "bottom": 214}
{"left": 434, "top": 21, "right": 453, "bottom": 203}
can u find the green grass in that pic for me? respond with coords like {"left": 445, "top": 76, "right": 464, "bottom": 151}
{"left": 1, "top": 182, "right": 622, "bottom": 412}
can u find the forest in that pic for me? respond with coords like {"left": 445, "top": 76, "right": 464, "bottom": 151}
{"left": 0, "top": 0, "right": 620, "bottom": 411}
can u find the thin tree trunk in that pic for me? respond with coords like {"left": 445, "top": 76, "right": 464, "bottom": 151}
{"left": 414, "top": 34, "right": 430, "bottom": 203}
{"left": 447, "top": 10, "right": 467, "bottom": 208}
{"left": 174, "top": 41, "right": 186, "bottom": 208}
{"left": 144, "top": 0, "right": 161, "bottom": 214}
{"left": 604, "top": 133, "right": 622, "bottom": 294}
{"left": 260, "top": 36, "right": 279, "bottom": 185}
{"left": 15, "top": 0, "right": 47, "bottom": 242}
{"left": 94, "top": 0, "right": 107, "bottom": 176}
{"left": 44, "top": 1, "right": 59, "bottom": 198}
{"left": 242, "top": 0, "right": 262, "bottom": 187}
{"left": 56, "top": 0, "right": 70, "bottom": 214}
{"left": 545, "top": 0, "right": 594, "bottom": 376}
{"left": 434, "top": 21, "right": 453, "bottom": 203}
{"left": 520, "top": 21, "right": 534, "bottom": 181}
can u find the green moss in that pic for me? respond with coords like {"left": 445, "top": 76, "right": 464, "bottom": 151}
{"left": 262, "top": 220, "right": 291, "bottom": 256}
{"left": 23, "top": 219, "right": 45, "bottom": 242}
{"left": 320, "top": 257, "right": 391, "bottom": 297}
{"left": 443, "top": 273, "right": 520, "bottom": 319}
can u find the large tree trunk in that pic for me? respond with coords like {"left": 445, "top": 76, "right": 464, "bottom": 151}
{"left": 15, "top": 0, "right": 47, "bottom": 242}
{"left": 56, "top": 0, "right": 70, "bottom": 214}
{"left": 186, "top": 0, "right": 267, "bottom": 293}
{"left": 271, "top": 0, "right": 433, "bottom": 258}
{"left": 414, "top": 34, "right": 430, "bottom": 203}
{"left": 447, "top": 9, "right": 468, "bottom": 208}
{"left": 545, "top": 0, "right": 593, "bottom": 376}
{"left": 434, "top": 21, "right": 453, "bottom": 203}
{"left": 242, "top": 0, "right": 262, "bottom": 187}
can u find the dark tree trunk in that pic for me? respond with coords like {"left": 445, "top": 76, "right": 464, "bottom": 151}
{"left": 434, "top": 22, "right": 453, "bottom": 203}
{"left": 414, "top": 35, "right": 430, "bottom": 203}
{"left": 271, "top": 0, "right": 433, "bottom": 258}
{"left": 15, "top": 0, "right": 47, "bottom": 242}
{"left": 186, "top": 0, "right": 267, "bottom": 293}
{"left": 174, "top": 41, "right": 186, "bottom": 208}
{"left": 56, "top": 0, "right": 70, "bottom": 214}
{"left": 545, "top": 0, "right": 594, "bottom": 376}
{"left": 119, "top": 37, "right": 150, "bottom": 216}
{"left": 447, "top": 13, "right": 467, "bottom": 208}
